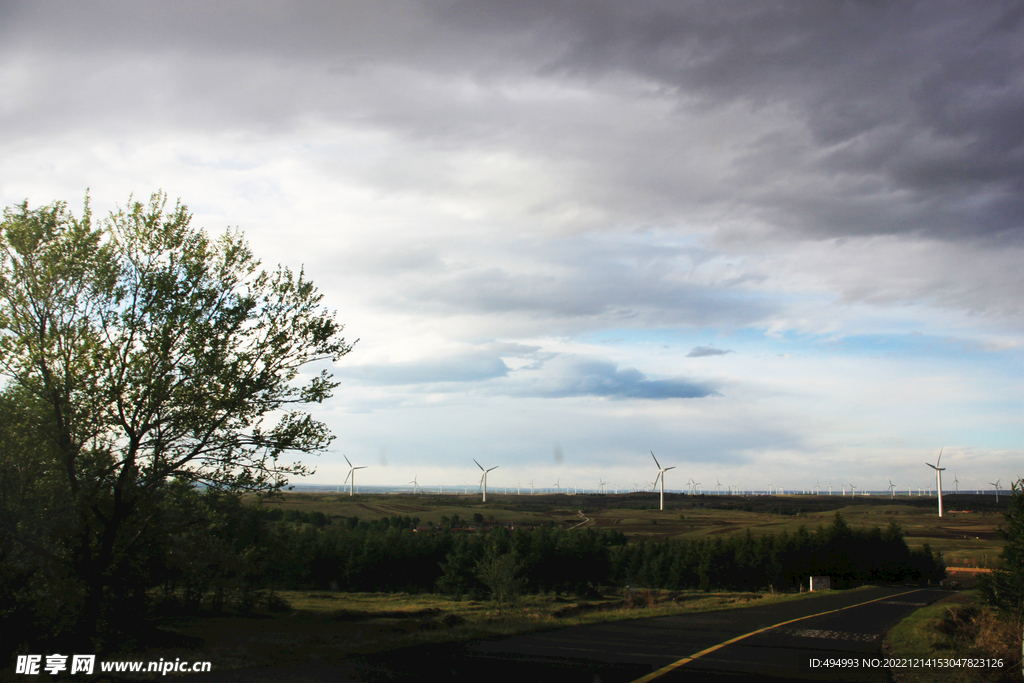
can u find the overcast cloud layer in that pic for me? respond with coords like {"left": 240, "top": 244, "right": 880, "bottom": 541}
{"left": 1, "top": 1, "right": 1022, "bottom": 492}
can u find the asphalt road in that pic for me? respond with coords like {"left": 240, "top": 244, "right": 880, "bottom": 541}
{"left": 181, "top": 585, "right": 949, "bottom": 683}
{"left": 357, "top": 585, "right": 949, "bottom": 683}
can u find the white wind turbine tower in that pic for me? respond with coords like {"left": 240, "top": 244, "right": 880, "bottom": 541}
{"left": 343, "top": 455, "right": 367, "bottom": 497}
{"left": 828, "top": 481, "right": 833, "bottom": 496}
{"left": 651, "top": 451, "right": 676, "bottom": 512}
{"left": 925, "top": 448, "right": 946, "bottom": 518}
{"left": 474, "top": 459, "right": 498, "bottom": 502}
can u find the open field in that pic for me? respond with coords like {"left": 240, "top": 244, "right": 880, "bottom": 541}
{"left": 250, "top": 490, "right": 1008, "bottom": 567}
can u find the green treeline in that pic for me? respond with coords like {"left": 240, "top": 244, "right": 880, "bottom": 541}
{"left": 610, "top": 513, "right": 945, "bottom": 591}
{"left": 153, "top": 489, "right": 944, "bottom": 604}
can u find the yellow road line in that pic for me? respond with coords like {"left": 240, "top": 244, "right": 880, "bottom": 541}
{"left": 630, "top": 588, "right": 923, "bottom": 683}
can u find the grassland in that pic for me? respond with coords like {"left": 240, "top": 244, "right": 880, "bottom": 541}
{"left": 251, "top": 490, "right": 1007, "bottom": 567}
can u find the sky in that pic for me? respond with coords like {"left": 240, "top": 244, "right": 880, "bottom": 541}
{"left": 2, "top": 1, "right": 1022, "bottom": 494}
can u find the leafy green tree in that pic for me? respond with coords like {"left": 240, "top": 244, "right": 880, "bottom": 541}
{"left": 980, "top": 478, "right": 1024, "bottom": 627}
{"left": 0, "top": 192, "right": 353, "bottom": 644}
{"left": 475, "top": 542, "right": 524, "bottom": 617}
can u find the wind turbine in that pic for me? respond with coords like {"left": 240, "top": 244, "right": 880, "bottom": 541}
{"left": 849, "top": 483, "right": 856, "bottom": 497}
{"left": 343, "top": 455, "right": 367, "bottom": 497}
{"left": 408, "top": 475, "right": 420, "bottom": 495}
{"left": 716, "top": 479, "right": 722, "bottom": 495}
{"left": 599, "top": 478, "right": 607, "bottom": 494}
{"left": 953, "top": 473, "right": 960, "bottom": 494}
{"left": 529, "top": 479, "right": 534, "bottom": 495}
{"left": 552, "top": 478, "right": 561, "bottom": 494}
{"left": 888, "top": 478, "right": 896, "bottom": 500}
{"left": 990, "top": 478, "right": 1002, "bottom": 503}
{"left": 474, "top": 459, "right": 498, "bottom": 502}
{"left": 693, "top": 480, "right": 701, "bottom": 495}
{"left": 926, "top": 448, "right": 945, "bottom": 517}
{"left": 651, "top": 451, "right": 676, "bottom": 511}
{"left": 828, "top": 481, "right": 833, "bottom": 496}
{"left": 814, "top": 480, "right": 820, "bottom": 496}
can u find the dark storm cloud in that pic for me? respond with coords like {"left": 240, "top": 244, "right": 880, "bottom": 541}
{"left": 3, "top": 1, "right": 1020, "bottom": 245}
{"left": 438, "top": 0, "right": 1024, "bottom": 243}
{"left": 687, "top": 346, "right": 733, "bottom": 357}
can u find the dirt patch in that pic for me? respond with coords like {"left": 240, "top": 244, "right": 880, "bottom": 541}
{"left": 385, "top": 504, "right": 432, "bottom": 513}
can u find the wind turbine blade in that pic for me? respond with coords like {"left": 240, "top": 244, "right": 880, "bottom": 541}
{"left": 344, "top": 471, "right": 352, "bottom": 484}
{"left": 651, "top": 451, "right": 662, "bottom": 469}
{"left": 937, "top": 447, "right": 943, "bottom": 467}
{"left": 356, "top": 466, "right": 367, "bottom": 470}
{"left": 344, "top": 455, "right": 353, "bottom": 467}
{"left": 666, "top": 466, "right": 676, "bottom": 472}
{"left": 487, "top": 466, "right": 499, "bottom": 472}
{"left": 473, "top": 459, "right": 484, "bottom": 471}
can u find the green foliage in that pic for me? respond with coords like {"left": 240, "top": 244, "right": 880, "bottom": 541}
{"left": 979, "top": 478, "right": 1024, "bottom": 627}
{"left": 475, "top": 543, "right": 524, "bottom": 616}
{"left": 0, "top": 192, "right": 353, "bottom": 650}
{"left": 609, "top": 512, "right": 944, "bottom": 591}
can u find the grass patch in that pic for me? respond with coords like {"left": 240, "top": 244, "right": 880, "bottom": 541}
{"left": 884, "top": 590, "right": 1022, "bottom": 683}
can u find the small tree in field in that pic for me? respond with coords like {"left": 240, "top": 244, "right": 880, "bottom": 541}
{"left": 0, "top": 192, "right": 354, "bottom": 646}
{"left": 475, "top": 542, "right": 524, "bottom": 618}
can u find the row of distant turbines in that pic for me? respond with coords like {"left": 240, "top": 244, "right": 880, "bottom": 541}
{"left": 342, "top": 450, "right": 1009, "bottom": 517}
